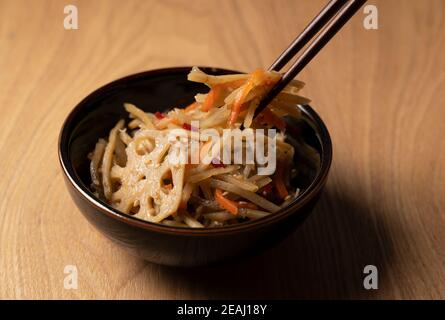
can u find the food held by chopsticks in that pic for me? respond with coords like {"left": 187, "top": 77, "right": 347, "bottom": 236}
{"left": 88, "top": 67, "right": 318, "bottom": 228}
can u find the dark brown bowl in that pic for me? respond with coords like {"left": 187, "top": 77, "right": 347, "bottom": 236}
{"left": 58, "top": 67, "right": 332, "bottom": 266}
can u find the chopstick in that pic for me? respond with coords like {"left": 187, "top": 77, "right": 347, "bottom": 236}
{"left": 269, "top": 0, "right": 349, "bottom": 72}
{"left": 254, "top": 0, "right": 367, "bottom": 118}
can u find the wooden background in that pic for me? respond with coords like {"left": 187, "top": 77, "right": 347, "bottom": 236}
{"left": 0, "top": 0, "right": 444, "bottom": 299}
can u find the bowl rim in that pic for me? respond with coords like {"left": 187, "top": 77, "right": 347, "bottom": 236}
{"left": 58, "top": 66, "right": 332, "bottom": 236}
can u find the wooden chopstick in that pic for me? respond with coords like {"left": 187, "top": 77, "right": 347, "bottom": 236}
{"left": 269, "top": 0, "right": 348, "bottom": 72}
{"left": 254, "top": 0, "right": 367, "bottom": 118}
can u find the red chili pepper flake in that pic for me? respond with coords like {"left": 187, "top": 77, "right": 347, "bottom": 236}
{"left": 259, "top": 182, "right": 273, "bottom": 198}
{"left": 155, "top": 112, "right": 165, "bottom": 119}
{"left": 182, "top": 123, "right": 198, "bottom": 131}
{"left": 211, "top": 158, "right": 226, "bottom": 168}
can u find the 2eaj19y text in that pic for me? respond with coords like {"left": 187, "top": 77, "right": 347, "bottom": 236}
{"left": 177, "top": 304, "right": 268, "bottom": 317}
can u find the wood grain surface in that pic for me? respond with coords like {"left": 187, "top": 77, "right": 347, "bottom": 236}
{"left": 0, "top": 0, "right": 444, "bottom": 299}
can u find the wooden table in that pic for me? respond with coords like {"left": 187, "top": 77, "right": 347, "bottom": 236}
{"left": 1, "top": 0, "right": 444, "bottom": 299}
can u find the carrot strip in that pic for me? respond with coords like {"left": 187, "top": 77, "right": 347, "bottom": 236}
{"left": 184, "top": 101, "right": 200, "bottom": 112}
{"left": 201, "top": 78, "right": 249, "bottom": 113}
{"left": 215, "top": 188, "right": 238, "bottom": 215}
{"left": 170, "top": 118, "right": 183, "bottom": 126}
{"left": 229, "top": 69, "right": 264, "bottom": 125}
{"left": 225, "top": 78, "right": 247, "bottom": 89}
{"left": 202, "top": 85, "right": 221, "bottom": 112}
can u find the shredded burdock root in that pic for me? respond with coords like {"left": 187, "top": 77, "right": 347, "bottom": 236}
{"left": 88, "top": 67, "right": 318, "bottom": 228}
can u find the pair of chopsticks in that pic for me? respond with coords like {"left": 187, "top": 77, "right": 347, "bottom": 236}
{"left": 254, "top": 0, "right": 367, "bottom": 118}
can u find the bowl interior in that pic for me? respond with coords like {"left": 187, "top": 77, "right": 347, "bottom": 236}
{"left": 61, "top": 67, "right": 328, "bottom": 227}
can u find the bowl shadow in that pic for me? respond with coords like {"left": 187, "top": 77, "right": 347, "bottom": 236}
{"left": 154, "top": 174, "right": 397, "bottom": 299}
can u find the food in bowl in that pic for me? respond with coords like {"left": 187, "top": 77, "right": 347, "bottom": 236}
{"left": 88, "top": 67, "right": 319, "bottom": 228}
